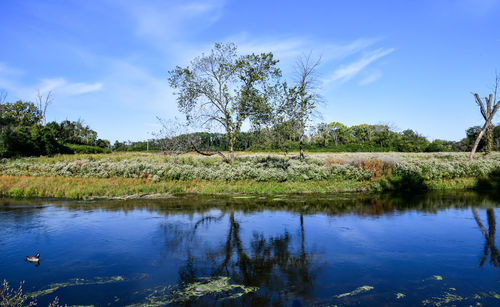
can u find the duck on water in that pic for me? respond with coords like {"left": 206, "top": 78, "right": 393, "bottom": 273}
{"left": 26, "top": 253, "right": 40, "bottom": 263}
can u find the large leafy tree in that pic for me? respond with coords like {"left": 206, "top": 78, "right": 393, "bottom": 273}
{"left": 1, "top": 100, "right": 107, "bottom": 157}
{"left": 168, "top": 43, "right": 281, "bottom": 163}
{"left": 0, "top": 101, "right": 70, "bottom": 157}
{"left": 1, "top": 101, "right": 42, "bottom": 157}
{"left": 327, "top": 122, "right": 350, "bottom": 146}
{"left": 0, "top": 101, "right": 42, "bottom": 127}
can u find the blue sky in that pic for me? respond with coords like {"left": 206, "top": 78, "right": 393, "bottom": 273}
{"left": 1, "top": 0, "right": 499, "bottom": 142}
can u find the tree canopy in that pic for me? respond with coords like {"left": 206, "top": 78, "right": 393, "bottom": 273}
{"left": 0, "top": 100, "right": 109, "bottom": 157}
{"left": 168, "top": 42, "right": 281, "bottom": 163}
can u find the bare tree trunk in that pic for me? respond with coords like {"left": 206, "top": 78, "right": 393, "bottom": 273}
{"left": 299, "top": 134, "right": 304, "bottom": 161}
{"left": 485, "top": 125, "right": 493, "bottom": 155}
{"left": 471, "top": 77, "right": 500, "bottom": 159}
{"left": 470, "top": 121, "right": 490, "bottom": 160}
{"left": 299, "top": 114, "right": 305, "bottom": 161}
{"left": 229, "top": 140, "right": 235, "bottom": 164}
{"left": 35, "top": 90, "right": 53, "bottom": 125}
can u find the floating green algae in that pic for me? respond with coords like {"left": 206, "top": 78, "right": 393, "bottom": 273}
{"left": 126, "top": 276, "right": 258, "bottom": 306}
{"left": 126, "top": 285, "right": 174, "bottom": 307}
{"left": 419, "top": 288, "right": 500, "bottom": 307}
{"left": 28, "top": 276, "right": 125, "bottom": 298}
{"left": 432, "top": 275, "right": 443, "bottom": 280}
{"left": 395, "top": 292, "right": 406, "bottom": 299}
{"left": 336, "top": 285, "right": 374, "bottom": 298}
{"left": 171, "top": 276, "right": 258, "bottom": 302}
{"left": 480, "top": 291, "right": 500, "bottom": 299}
{"left": 422, "top": 292, "right": 464, "bottom": 306}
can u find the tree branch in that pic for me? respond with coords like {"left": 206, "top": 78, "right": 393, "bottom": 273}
{"left": 474, "top": 93, "right": 487, "bottom": 120}
{"left": 190, "top": 140, "right": 229, "bottom": 162}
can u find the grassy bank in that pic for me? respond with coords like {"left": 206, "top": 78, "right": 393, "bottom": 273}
{"left": 0, "top": 152, "right": 498, "bottom": 199}
{"left": 0, "top": 176, "right": 372, "bottom": 199}
{"left": 0, "top": 175, "right": 478, "bottom": 200}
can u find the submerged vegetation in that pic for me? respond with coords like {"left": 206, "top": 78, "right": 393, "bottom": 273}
{"left": 0, "top": 152, "right": 498, "bottom": 198}
{"left": 336, "top": 285, "right": 374, "bottom": 298}
{"left": 128, "top": 276, "right": 259, "bottom": 306}
{"left": 27, "top": 276, "right": 125, "bottom": 299}
{"left": 3, "top": 274, "right": 500, "bottom": 306}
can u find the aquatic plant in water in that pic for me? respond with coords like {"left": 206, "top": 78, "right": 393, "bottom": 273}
{"left": 174, "top": 276, "right": 258, "bottom": 301}
{"left": 127, "top": 276, "right": 258, "bottom": 306}
{"left": 336, "top": 285, "right": 374, "bottom": 298}
{"left": 27, "top": 276, "right": 125, "bottom": 298}
{"left": 422, "top": 292, "right": 464, "bottom": 306}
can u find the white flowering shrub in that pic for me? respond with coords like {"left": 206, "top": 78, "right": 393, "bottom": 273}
{"left": 1, "top": 152, "right": 499, "bottom": 182}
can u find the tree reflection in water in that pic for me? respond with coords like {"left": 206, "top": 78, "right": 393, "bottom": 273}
{"left": 472, "top": 208, "right": 500, "bottom": 267}
{"left": 161, "top": 210, "right": 317, "bottom": 305}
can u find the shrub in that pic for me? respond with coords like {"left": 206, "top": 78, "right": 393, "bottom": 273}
{"left": 0, "top": 279, "right": 36, "bottom": 306}
{"left": 66, "top": 144, "right": 111, "bottom": 154}
{"left": 1, "top": 152, "right": 499, "bottom": 183}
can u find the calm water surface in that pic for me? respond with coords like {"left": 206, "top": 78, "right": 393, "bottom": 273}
{"left": 1, "top": 193, "right": 500, "bottom": 306}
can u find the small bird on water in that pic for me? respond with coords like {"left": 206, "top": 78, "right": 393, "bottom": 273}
{"left": 26, "top": 253, "right": 40, "bottom": 262}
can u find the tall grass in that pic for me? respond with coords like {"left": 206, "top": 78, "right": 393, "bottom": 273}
{"left": 0, "top": 152, "right": 498, "bottom": 198}
{"left": 0, "top": 176, "right": 371, "bottom": 199}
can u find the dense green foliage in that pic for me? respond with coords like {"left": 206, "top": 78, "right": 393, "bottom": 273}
{"left": 114, "top": 121, "right": 499, "bottom": 153}
{"left": 0, "top": 100, "right": 109, "bottom": 157}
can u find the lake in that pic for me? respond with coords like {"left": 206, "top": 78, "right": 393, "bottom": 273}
{"left": 1, "top": 192, "right": 500, "bottom": 306}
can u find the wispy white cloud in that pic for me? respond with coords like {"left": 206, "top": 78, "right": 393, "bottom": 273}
{"left": 124, "top": 0, "right": 224, "bottom": 46}
{"left": 0, "top": 63, "right": 102, "bottom": 101}
{"left": 233, "top": 35, "right": 305, "bottom": 60}
{"left": 38, "top": 78, "right": 103, "bottom": 96}
{"left": 219, "top": 34, "right": 384, "bottom": 77}
{"left": 231, "top": 35, "right": 378, "bottom": 60}
{"left": 324, "top": 48, "right": 394, "bottom": 85}
{"left": 359, "top": 71, "right": 383, "bottom": 86}
{"left": 321, "top": 38, "right": 383, "bottom": 62}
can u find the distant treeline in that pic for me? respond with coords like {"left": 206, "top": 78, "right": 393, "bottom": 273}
{"left": 0, "top": 100, "right": 110, "bottom": 157}
{"left": 113, "top": 121, "right": 500, "bottom": 153}
{"left": 2, "top": 100, "right": 499, "bottom": 158}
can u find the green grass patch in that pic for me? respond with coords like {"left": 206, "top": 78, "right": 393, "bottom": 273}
{"left": 0, "top": 175, "right": 482, "bottom": 200}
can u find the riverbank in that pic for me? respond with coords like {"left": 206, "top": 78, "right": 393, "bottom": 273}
{"left": 0, "top": 175, "right": 478, "bottom": 200}
{"left": 0, "top": 152, "right": 497, "bottom": 199}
